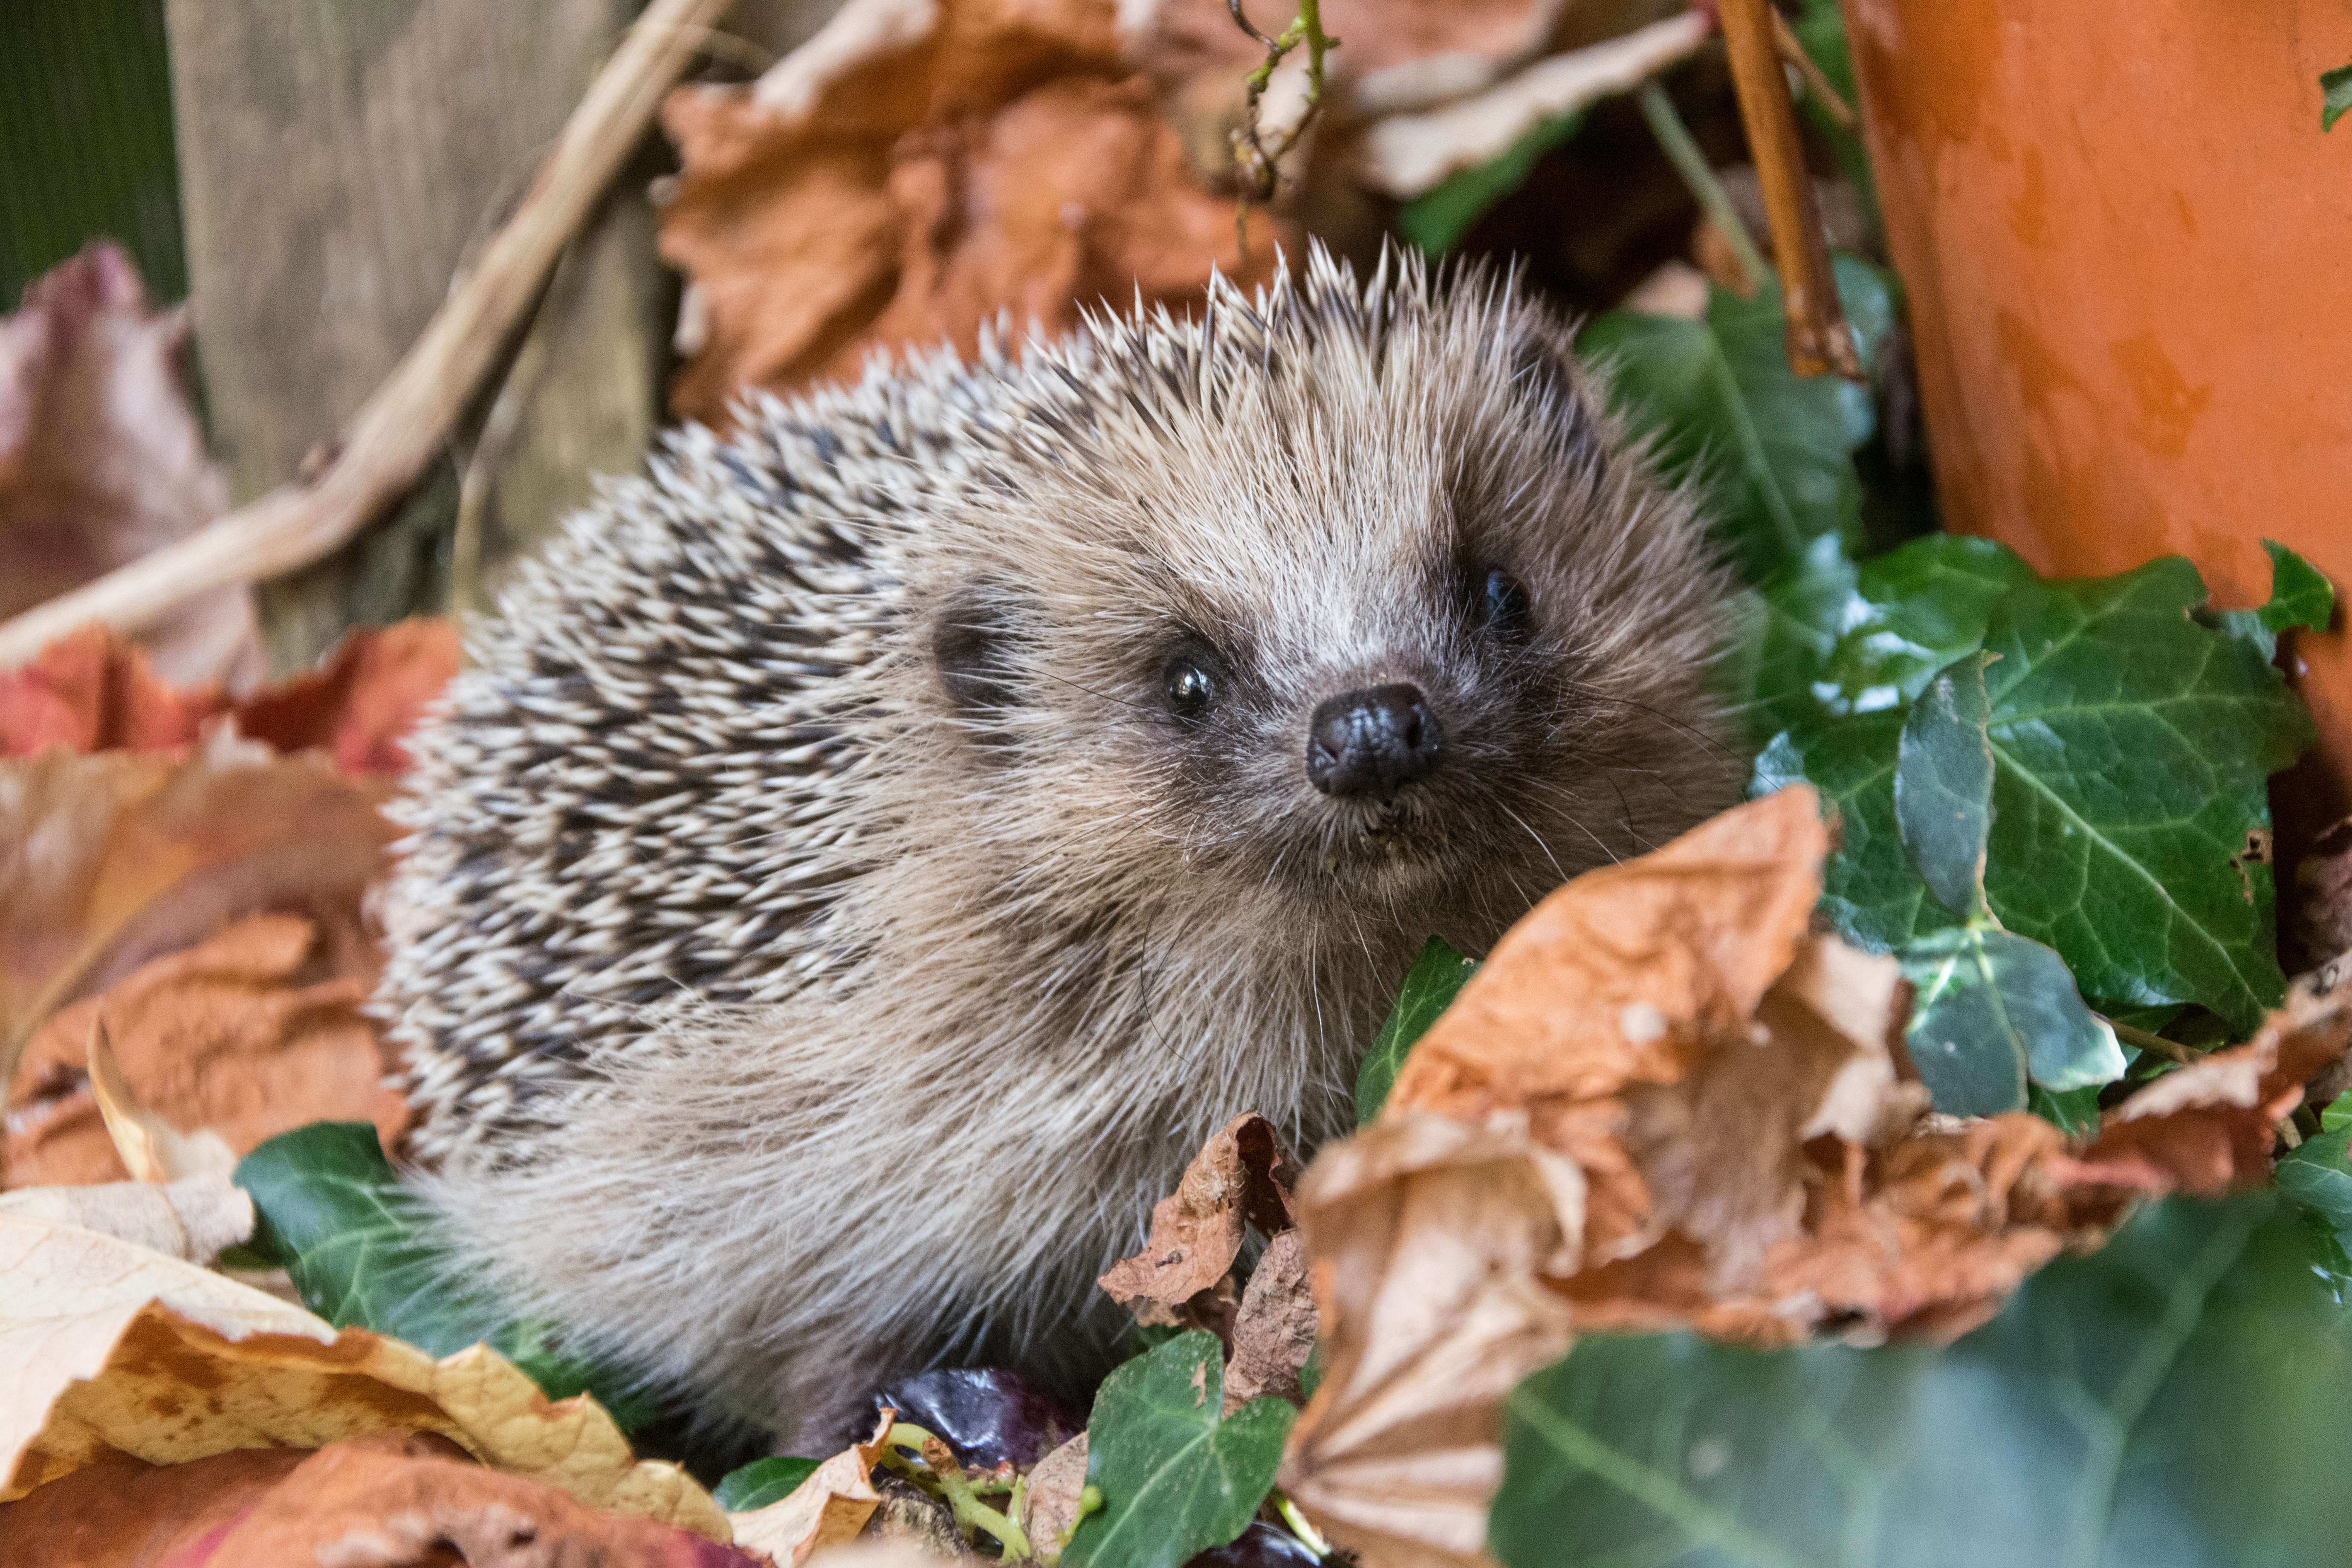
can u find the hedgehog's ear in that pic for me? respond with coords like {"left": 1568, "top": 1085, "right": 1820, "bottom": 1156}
{"left": 1508, "top": 332, "right": 1604, "bottom": 467}
{"left": 932, "top": 583, "right": 1027, "bottom": 749}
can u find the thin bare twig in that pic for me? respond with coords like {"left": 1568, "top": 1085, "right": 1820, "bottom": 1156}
{"left": 1771, "top": 9, "right": 1855, "bottom": 131}
{"left": 1716, "top": 0, "right": 1861, "bottom": 379}
{"left": 1227, "top": 0, "right": 1338, "bottom": 262}
{"left": 2101, "top": 1016, "right": 2196, "bottom": 1065}
{"left": 0, "top": 0, "right": 738, "bottom": 671}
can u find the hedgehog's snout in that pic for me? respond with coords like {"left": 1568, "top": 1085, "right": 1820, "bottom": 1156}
{"left": 1305, "top": 683, "right": 1445, "bottom": 800}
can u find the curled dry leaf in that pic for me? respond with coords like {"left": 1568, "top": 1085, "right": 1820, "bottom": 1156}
{"left": 0, "top": 1206, "right": 726, "bottom": 1536}
{"left": 1019, "top": 1432, "right": 1091, "bottom": 1564}
{"left": 658, "top": 0, "right": 1290, "bottom": 427}
{"left": 0, "top": 618, "right": 457, "bottom": 770}
{"left": 729, "top": 1411, "right": 896, "bottom": 1566}
{"left": 2295, "top": 815, "right": 2352, "bottom": 965}
{"left": 0, "top": 1172, "right": 251, "bottom": 1264}
{"left": 0, "top": 243, "right": 260, "bottom": 689}
{"left": 1282, "top": 787, "right": 2352, "bottom": 1565}
{"left": 1221, "top": 1230, "right": 1316, "bottom": 1414}
{"left": 1096, "top": 1112, "right": 1299, "bottom": 1333}
{"left": 6, "top": 912, "right": 407, "bottom": 1189}
{"left": 1279, "top": 1112, "right": 1582, "bottom": 1567}
{"left": 2060, "top": 958, "right": 2352, "bottom": 1197}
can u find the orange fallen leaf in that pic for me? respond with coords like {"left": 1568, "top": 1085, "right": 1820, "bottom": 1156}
{"left": 0, "top": 243, "right": 260, "bottom": 689}
{"left": 7, "top": 912, "right": 406, "bottom": 1189}
{"left": 231, "top": 617, "right": 460, "bottom": 775}
{"left": 0, "top": 741, "right": 397, "bottom": 1140}
{"left": 658, "top": 0, "right": 1291, "bottom": 427}
{"left": 0, "top": 619, "right": 457, "bottom": 772}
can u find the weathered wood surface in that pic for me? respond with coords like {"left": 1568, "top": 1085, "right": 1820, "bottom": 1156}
{"left": 165, "top": 0, "right": 665, "bottom": 670}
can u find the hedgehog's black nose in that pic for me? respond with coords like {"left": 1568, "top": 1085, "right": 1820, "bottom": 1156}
{"left": 1307, "top": 683, "right": 1444, "bottom": 799}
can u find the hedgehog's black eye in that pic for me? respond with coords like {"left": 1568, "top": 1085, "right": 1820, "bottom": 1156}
{"left": 1164, "top": 657, "right": 1215, "bottom": 719}
{"left": 1480, "top": 569, "right": 1534, "bottom": 639}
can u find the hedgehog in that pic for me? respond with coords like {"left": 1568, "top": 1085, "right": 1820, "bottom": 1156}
{"left": 379, "top": 244, "right": 1743, "bottom": 1448}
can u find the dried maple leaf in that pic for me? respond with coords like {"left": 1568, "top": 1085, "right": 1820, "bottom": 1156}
{"left": 0, "top": 243, "right": 260, "bottom": 689}
{"left": 1096, "top": 1111, "right": 1299, "bottom": 1332}
{"left": 6, "top": 912, "right": 406, "bottom": 1189}
{"left": 658, "top": 0, "right": 1290, "bottom": 427}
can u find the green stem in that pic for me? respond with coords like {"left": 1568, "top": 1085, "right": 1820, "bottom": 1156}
{"left": 879, "top": 1423, "right": 1036, "bottom": 1559}
{"left": 1636, "top": 80, "right": 1770, "bottom": 293}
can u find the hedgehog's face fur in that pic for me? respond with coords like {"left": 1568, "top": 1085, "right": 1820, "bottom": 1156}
{"left": 914, "top": 255, "right": 1738, "bottom": 960}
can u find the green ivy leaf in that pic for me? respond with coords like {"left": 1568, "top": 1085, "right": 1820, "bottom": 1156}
{"left": 1582, "top": 255, "right": 1892, "bottom": 583}
{"left": 1356, "top": 936, "right": 1478, "bottom": 1125}
{"left": 2210, "top": 540, "right": 2334, "bottom": 660}
{"left": 2279, "top": 1122, "right": 2352, "bottom": 1295}
{"left": 2027, "top": 1081, "right": 2102, "bottom": 1139}
{"left": 713, "top": 1456, "right": 823, "bottom": 1513}
{"left": 1739, "top": 533, "right": 1862, "bottom": 740}
{"left": 1491, "top": 1193, "right": 2352, "bottom": 1568}
{"left": 2324, "top": 62, "right": 2352, "bottom": 130}
{"left": 235, "top": 1122, "right": 654, "bottom": 1429}
{"left": 1062, "top": 1331, "right": 1296, "bottom": 1568}
{"left": 1899, "top": 925, "right": 2123, "bottom": 1116}
{"left": 1760, "top": 555, "right": 2316, "bottom": 1035}
{"left": 1755, "top": 711, "right": 1952, "bottom": 952}
{"left": 1396, "top": 110, "right": 1587, "bottom": 255}
{"left": 1818, "top": 533, "right": 2037, "bottom": 715}
{"left": 1893, "top": 652, "right": 1996, "bottom": 918}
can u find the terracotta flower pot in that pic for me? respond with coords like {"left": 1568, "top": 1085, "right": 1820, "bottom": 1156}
{"left": 1840, "top": 0, "right": 2352, "bottom": 857}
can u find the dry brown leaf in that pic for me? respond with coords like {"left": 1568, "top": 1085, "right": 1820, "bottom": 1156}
{"left": 86, "top": 1015, "right": 238, "bottom": 1182}
{"left": 1278, "top": 1112, "right": 1582, "bottom": 1568}
{"left": 0, "top": 1172, "right": 251, "bottom": 1264}
{"left": 2059, "top": 959, "right": 2352, "bottom": 1198}
{"left": 729, "top": 1411, "right": 896, "bottom": 1566}
{"left": 1391, "top": 784, "right": 1835, "bottom": 1261}
{"left": 1096, "top": 1111, "right": 1299, "bottom": 1323}
{"left": 1222, "top": 1228, "right": 1316, "bottom": 1414}
{"left": 658, "top": 0, "right": 1289, "bottom": 428}
{"left": 0, "top": 618, "right": 457, "bottom": 770}
{"left": 1018, "top": 1432, "right": 1091, "bottom": 1564}
{"left": 0, "top": 742, "right": 396, "bottom": 1127}
{"left": 0, "top": 1207, "right": 727, "bottom": 1537}
{"left": 231, "top": 617, "right": 461, "bottom": 775}
{"left": 0, "top": 243, "right": 260, "bottom": 689}
{"left": 7, "top": 912, "right": 406, "bottom": 1188}
{"left": 0, "top": 1431, "right": 762, "bottom": 1568}
{"left": 2294, "top": 816, "right": 2352, "bottom": 965}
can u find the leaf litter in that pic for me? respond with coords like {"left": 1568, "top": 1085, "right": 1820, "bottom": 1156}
{"left": 4, "top": 3, "right": 2351, "bottom": 1564}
